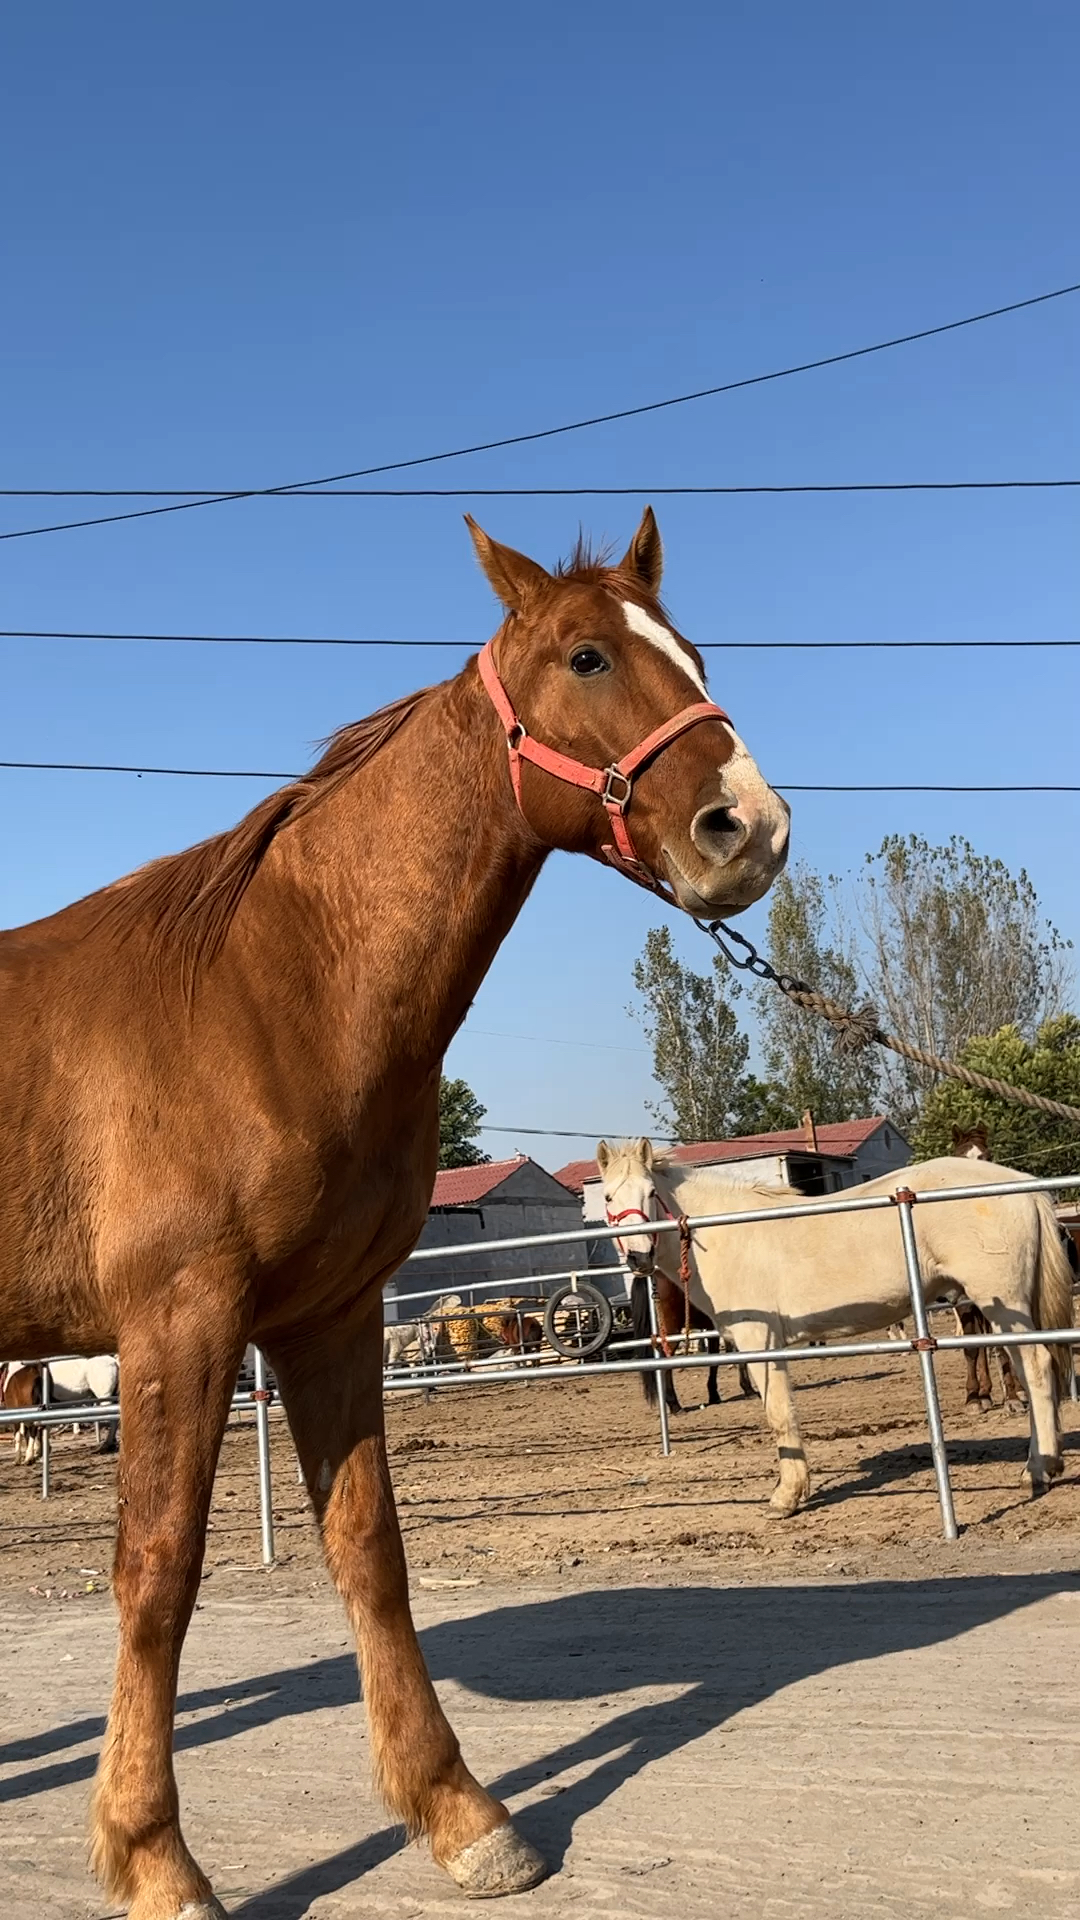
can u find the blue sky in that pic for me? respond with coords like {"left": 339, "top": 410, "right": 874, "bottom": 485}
{"left": 2, "top": 3, "right": 1077, "bottom": 1167}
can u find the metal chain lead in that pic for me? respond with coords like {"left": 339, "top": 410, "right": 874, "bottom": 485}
{"left": 696, "top": 918, "right": 1080, "bottom": 1128}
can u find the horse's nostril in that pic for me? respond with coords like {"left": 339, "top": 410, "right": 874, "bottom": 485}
{"left": 691, "top": 804, "right": 744, "bottom": 859}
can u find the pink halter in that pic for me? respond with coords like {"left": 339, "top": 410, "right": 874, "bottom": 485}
{"left": 478, "top": 640, "right": 730, "bottom": 894}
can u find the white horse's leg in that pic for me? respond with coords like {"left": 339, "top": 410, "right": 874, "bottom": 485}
{"left": 729, "top": 1320, "right": 809, "bottom": 1516}
{"left": 1003, "top": 1337, "right": 1063, "bottom": 1491}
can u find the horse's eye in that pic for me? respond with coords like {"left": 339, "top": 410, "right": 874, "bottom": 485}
{"left": 569, "top": 647, "right": 610, "bottom": 676}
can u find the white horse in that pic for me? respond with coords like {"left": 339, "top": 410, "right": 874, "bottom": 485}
{"left": 1, "top": 1356, "right": 119, "bottom": 1462}
{"left": 597, "top": 1138, "right": 1072, "bottom": 1516}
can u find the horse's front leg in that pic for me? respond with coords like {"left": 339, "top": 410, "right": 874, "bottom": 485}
{"left": 91, "top": 1287, "right": 248, "bottom": 1920}
{"left": 266, "top": 1305, "right": 545, "bottom": 1898}
{"left": 728, "top": 1319, "right": 809, "bottom": 1516}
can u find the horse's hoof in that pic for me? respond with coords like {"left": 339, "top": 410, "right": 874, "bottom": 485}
{"left": 979, "top": 1396, "right": 994, "bottom": 1412}
{"left": 768, "top": 1491, "right": 802, "bottom": 1518}
{"left": 175, "top": 1902, "right": 229, "bottom": 1919}
{"left": 444, "top": 1822, "right": 547, "bottom": 1898}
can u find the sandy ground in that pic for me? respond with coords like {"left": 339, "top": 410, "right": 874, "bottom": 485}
{"left": 2, "top": 1345, "right": 1079, "bottom": 1917}
{"left": 3, "top": 1341, "right": 1078, "bottom": 1596}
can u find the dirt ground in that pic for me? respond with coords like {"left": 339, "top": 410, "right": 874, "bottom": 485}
{"left": 3, "top": 1340, "right": 1078, "bottom": 1598}
{"left": 3, "top": 1346, "right": 1080, "bottom": 1919}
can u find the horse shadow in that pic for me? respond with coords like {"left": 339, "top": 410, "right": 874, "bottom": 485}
{"left": 3, "top": 1571, "right": 1076, "bottom": 1916}
{"left": 810, "top": 1422, "right": 1080, "bottom": 1513}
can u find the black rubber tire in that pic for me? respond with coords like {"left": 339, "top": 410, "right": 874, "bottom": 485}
{"left": 543, "top": 1282, "right": 614, "bottom": 1359}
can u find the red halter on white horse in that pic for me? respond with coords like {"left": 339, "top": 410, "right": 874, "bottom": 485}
{"left": 478, "top": 640, "right": 729, "bottom": 896}
{"left": 604, "top": 1194, "right": 694, "bottom": 1353}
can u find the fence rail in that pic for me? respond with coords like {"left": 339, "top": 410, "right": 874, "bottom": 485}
{"left": 4, "top": 1173, "right": 1079, "bottom": 1553}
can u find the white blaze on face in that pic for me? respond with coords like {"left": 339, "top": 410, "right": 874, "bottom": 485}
{"left": 722, "top": 729, "right": 790, "bottom": 855}
{"left": 621, "top": 600, "right": 708, "bottom": 699}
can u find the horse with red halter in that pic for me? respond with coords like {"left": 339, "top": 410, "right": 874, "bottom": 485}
{"left": 0, "top": 510, "right": 788, "bottom": 1919}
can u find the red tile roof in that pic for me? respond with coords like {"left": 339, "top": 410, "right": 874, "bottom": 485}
{"left": 431, "top": 1155, "right": 529, "bottom": 1207}
{"left": 552, "top": 1118, "right": 897, "bottom": 1193}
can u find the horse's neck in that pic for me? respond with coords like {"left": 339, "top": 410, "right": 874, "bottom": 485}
{"left": 232, "top": 668, "right": 543, "bottom": 1084}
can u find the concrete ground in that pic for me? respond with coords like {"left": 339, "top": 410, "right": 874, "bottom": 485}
{"left": 2, "top": 1569, "right": 1078, "bottom": 1920}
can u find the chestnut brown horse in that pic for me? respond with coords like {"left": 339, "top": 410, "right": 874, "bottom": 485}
{"left": 951, "top": 1125, "right": 1027, "bottom": 1412}
{"left": 629, "top": 1273, "right": 755, "bottom": 1411}
{"left": 0, "top": 509, "right": 788, "bottom": 1919}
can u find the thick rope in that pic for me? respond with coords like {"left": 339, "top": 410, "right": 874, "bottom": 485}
{"left": 698, "top": 920, "right": 1080, "bottom": 1128}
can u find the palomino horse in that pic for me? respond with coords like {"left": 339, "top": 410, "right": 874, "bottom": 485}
{"left": 0, "top": 510, "right": 788, "bottom": 1918}
{"left": 950, "top": 1124, "right": 1027, "bottom": 1412}
{"left": 598, "top": 1137, "right": 1071, "bottom": 1517}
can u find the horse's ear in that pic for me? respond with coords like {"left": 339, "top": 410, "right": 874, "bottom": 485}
{"left": 596, "top": 1140, "right": 611, "bottom": 1173}
{"left": 619, "top": 506, "right": 663, "bottom": 594}
{"left": 950, "top": 1125, "right": 963, "bottom": 1147}
{"left": 465, "top": 515, "right": 552, "bottom": 614}
{"left": 639, "top": 1136, "right": 655, "bottom": 1169}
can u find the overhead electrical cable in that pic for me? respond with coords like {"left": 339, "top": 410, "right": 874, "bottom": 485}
{"left": 0, "top": 479, "right": 1076, "bottom": 499}
{"left": 3, "top": 278, "right": 1078, "bottom": 543}
{"left": 0, "top": 759, "right": 1076, "bottom": 792}
{"left": 1, "top": 629, "right": 1077, "bottom": 652}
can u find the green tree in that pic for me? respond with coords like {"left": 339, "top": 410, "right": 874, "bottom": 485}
{"left": 859, "top": 835, "right": 1071, "bottom": 1132}
{"left": 913, "top": 1014, "right": 1080, "bottom": 1175}
{"left": 755, "top": 864, "right": 883, "bottom": 1123}
{"left": 630, "top": 926, "right": 790, "bottom": 1141}
{"left": 438, "top": 1076, "right": 490, "bottom": 1168}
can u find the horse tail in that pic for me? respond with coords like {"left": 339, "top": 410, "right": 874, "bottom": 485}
{"left": 1033, "top": 1196, "right": 1075, "bottom": 1398}
{"left": 630, "top": 1274, "right": 657, "bottom": 1406}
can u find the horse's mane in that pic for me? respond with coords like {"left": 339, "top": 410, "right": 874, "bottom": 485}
{"left": 553, "top": 534, "right": 617, "bottom": 583}
{"left": 552, "top": 536, "right": 670, "bottom": 611}
{"left": 98, "top": 686, "right": 431, "bottom": 999}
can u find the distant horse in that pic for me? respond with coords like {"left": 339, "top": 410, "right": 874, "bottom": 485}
{"left": 1, "top": 1355, "right": 119, "bottom": 1460}
{"left": 950, "top": 1125, "right": 1027, "bottom": 1412}
{"left": 628, "top": 1272, "right": 754, "bottom": 1412}
{"left": 479, "top": 1298, "right": 545, "bottom": 1362}
{"left": 1, "top": 1360, "right": 43, "bottom": 1462}
{"left": 0, "top": 510, "right": 788, "bottom": 1913}
{"left": 600, "top": 1137, "right": 1071, "bottom": 1517}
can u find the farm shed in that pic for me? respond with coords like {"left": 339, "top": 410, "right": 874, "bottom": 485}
{"left": 383, "top": 1154, "right": 592, "bottom": 1320}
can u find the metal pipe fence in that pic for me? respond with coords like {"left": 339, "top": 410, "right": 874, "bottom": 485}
{"left": 390, "top": 1170, "right": 1080, "bottom": 1537}
{"left": 0, "top": 1362, "right": 278, "bottom": 1567}
{"left": 4, "top": 1175, "right": 1078, "bottom": 1553}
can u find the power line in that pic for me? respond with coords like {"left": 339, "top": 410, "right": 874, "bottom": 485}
{"left": 0, "top": 759, "right": 1076, "bottom": 792}
{"left": 465, "top": 1027, "right": 647, "bottom": 1056}
{"left": 1, "top": 479, "right": 1076, "bottom": 499}
{"left": 4, "top": 278, "right": 1077, "bottom": 544}
{"left": 2, "top": 629, "right": 1078, "bottom": 652}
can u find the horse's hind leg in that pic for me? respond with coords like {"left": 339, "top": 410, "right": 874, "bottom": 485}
{"left": 730, "top": 1321, "right": 809, "bottom": 1515}
{"left": 1003, "top": 1336, "right": 1063, "bottom": 1493}
{"left": 91, "top": 1298, "right": 246, "bottom": 1920}
{"left": 956, "top": 1305, "right": 993, "bottom": 1408}
{"left": 267, "top": 1306, "right": 545, "bottom": 1898}
{"left": 998, "top": 1346, "right": 1028, "bottom": 1414}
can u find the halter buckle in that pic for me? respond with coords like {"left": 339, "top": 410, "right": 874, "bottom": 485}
{"left": 601, "top": 764, "right": 633, "bottom": 811}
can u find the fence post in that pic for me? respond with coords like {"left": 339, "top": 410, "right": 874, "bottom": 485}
{"left": 894, "top": 1187, "right": 958, "bottom": 1542}
{"left": 253, "top": 1349, "right": 275, "bottom": 1566}
{"left": 646, "top": 1279, "right": 671, "bottom": 1458}
{"left": 40, "top": 1365, "right": 51, "bottom": 1501}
